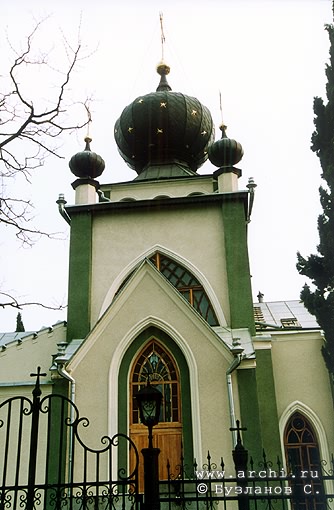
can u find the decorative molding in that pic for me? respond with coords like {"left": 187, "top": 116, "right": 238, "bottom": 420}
{"left": 108, "top": 315, "right": 203, "bottom": 467}
{"left": 99, "top": 244, "right": 227, "bottom": 327}
{"left": 279, "top": 401, "right": 331, "bottom": 471}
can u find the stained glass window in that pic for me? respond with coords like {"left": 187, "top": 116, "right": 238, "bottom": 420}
{"left": 131, "top": 340, "right": 180, "bottom": 424}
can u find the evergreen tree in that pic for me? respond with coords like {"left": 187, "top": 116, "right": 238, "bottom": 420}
{"left": 15, "top": 312, "right": 25, "bottom": 333}
{"left": 296, "top": 14, "right": 334, "bottom": 376}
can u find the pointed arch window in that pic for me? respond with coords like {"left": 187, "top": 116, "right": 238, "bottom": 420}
{"left": 150, "top": 252, "right": 218, "bottom": 326}
{"left": 131, "top": 340, "right": 180, "bottom": 424}
{"left": 129, "top": 338, "right": 183, "bottom": 488}
{"left": 284, "top": 412, "right": 325, "bottom": 509}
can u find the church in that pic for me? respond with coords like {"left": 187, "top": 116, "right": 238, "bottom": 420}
{"left": 1, "top": 56, "right": 334, "bottom": 504}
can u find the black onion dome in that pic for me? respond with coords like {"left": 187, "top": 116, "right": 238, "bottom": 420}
{"left": 69, "top": 137, "right": 105, "bottom": 179}
{"left": 208, "top": 124, "right": 243, "bottom": 168}
{"left": 114, "top": 63, "right": 214, "bottom": 175}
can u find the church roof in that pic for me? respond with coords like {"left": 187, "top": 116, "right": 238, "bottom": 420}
{"left": 253, "top": 300, "right": 319, "bottom": 330}
{"left": 114, "top": 63, "right": 214, "bottom": 177}
{"left": 0, "top": 331, "right": 34, "bottom": 347}
{"left": 0, "top": 321, "right": 67, "bottom": 349}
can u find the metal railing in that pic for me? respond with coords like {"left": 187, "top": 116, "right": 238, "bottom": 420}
{"left": 1, "top": 369, "right": 333, "bottom": 510}
{"left": 0, "top": 368, "right": 139, "bottom": 510}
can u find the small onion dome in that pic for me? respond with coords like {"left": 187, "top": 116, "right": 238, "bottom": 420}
{"left": 208, "top": 124, "right": 243, "bottom": 168}
{"left": 69, "top": 137, "right": 105, "bottom": 179}
{"left": 114, "top": 64, "right": 214, "bottom": 175}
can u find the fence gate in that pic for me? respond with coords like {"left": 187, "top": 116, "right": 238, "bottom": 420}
{"left": 0, "top": 368, "right": 139, "bottom": 510}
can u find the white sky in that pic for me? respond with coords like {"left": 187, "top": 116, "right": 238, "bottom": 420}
{"left": 0, "top": 0, "right": 332, "bottom": 332}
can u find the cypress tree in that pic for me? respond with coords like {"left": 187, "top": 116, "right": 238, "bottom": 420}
{"left": 15, "top": 312, "right": 25, "bottom": 333}
{"left": 296, "top": 11, "right": 334, "bottom": 376}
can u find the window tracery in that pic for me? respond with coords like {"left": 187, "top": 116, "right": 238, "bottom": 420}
{"left": 150, "top": 252, "right": 218, "bottom": 326}
{"left": 131, "top": 340, "right": 180, "bottom": 424}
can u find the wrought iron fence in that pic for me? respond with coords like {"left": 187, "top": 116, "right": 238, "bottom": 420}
{"left": 0, "top": 368, "right": 139, "bottom": 510}
{"left": 160, "top": 448, "right": 334, "bottom": 510}
{"left": 1, "top": 369, "right": 334, "bottom": 510}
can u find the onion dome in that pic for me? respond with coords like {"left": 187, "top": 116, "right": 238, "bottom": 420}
{"left": 114, "top": 62, "right": 214, "bottom": 176}
{"left": 69, "top": 137, "right": 105, "bottom": 179}
{"left": 208, "top": 124, "right": 243, "bottom": 168}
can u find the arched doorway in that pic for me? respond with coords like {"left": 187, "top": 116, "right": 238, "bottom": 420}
{"left": 284, "top": 412, "right": 325, "bottom": 509}
{"left": 130, "top": 339, "right": 182, "bottom": 487}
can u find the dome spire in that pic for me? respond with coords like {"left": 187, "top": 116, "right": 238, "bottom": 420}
{"left": 84, "top": 103, "right": 93, "bottom": 150}
{"left": 159, "top": 12, "right": 165, "bottom": 62}
{"left": 156, "top": 13, "right": 171, "bottom": 92}
{"left": 219, "top": 90, "right": 228, "bottom": 138}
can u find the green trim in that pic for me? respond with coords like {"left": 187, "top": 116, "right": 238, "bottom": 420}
{"left": 66, "top": 212, "right": 92, "bottom": 341}
{"left": 118, "top": 326, "right": 193, "bottom": 471}
{"left": 65, "top": 191, "right": 249, "bottom": 216}
{"left": 255, "top": 349, "right": 281, "bottom": 461}
{"left": 238, "top": 354, "right": 282, "bottom": 464}
{"left": 237, "top": 368, "right": 262, "bottom": 460}
{"left": 222, "top": 198, "right": 255, "bottom": 334}
{"left": 47, "top": 379, "right": 70, "bottom": 485}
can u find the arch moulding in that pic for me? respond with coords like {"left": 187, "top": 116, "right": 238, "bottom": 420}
{"left": 279, "top": 401, "right": 331, "bottom": 467}
{"left": 99, "top": 244, "right": 227, "bottom": 327}
{"left": 108, "top": 315, "right": 203, "bottom": 464}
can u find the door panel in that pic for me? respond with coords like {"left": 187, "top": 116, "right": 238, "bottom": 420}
{"left": 129, "top": 339, "right": 183, "bottom": 491}
{"left": 130, "top": 423, "right": 182, "bottom": 489}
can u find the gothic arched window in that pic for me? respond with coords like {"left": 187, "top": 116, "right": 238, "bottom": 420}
{"left": 130, "top": 339, "right": 182, "bottom": 486}
{"left": 150, "top": 252, "right": 218, "bottom": 326}
{"left": 284, "top": 412, "right": 325, "bottom": 509}
{"left": 131, "top": 340, "right": 180, "bottom": 424}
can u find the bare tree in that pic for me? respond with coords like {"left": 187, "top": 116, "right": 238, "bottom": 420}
{"left": 0, "top": 18, "right": 90, "bottom": 244}
{"left": 0, "top": 18, "right": 90, "bottom": 311}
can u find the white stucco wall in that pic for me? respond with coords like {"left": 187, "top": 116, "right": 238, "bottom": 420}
{"left": 90, "top": 203, "right": 230, "bottom": 328}
{"left": 68, "top": 264, "right": 235, "bottom": 470}
{"left": 270, "top": 330, "right": 334, "bottom": 459}
{"left": 0, "top": 323, "right": 67, "bottom": 385}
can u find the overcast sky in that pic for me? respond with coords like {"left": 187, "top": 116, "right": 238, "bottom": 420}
{"left": 0, "top": 0, "right": 332, "bottom": 332}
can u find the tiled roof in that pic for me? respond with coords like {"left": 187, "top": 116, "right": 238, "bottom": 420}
{"left": 253, "top": 300, "right": 319, "bottom": 330}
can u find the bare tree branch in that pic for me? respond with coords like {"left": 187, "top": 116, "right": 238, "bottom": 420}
{"left": 0, "top": 17, "right": 91, "bottom": 242}
{"left": 0, "top": 292, "right": 67, "bottom": 310}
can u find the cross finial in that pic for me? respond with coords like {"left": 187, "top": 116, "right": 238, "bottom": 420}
{"left": 219, "top": 90, "right": 227, "bottom": 135}
{"left": 159, "top": 12, "right": 166, "bottom": 61}
{"left": 219, "top": 90, "right": 223, "bottom": 124}
{"left": 230, "top": 419, "right": 247, "bottom": 446}
{"left": 84, "top": 103, "right": 92, "bottom": 147}
{"left": 30, "top": 366, "right": 46, "bottom": 398}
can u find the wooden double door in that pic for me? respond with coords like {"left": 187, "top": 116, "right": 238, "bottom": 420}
{"left": 129, "top": 339, "right": 183, "bottom": 488}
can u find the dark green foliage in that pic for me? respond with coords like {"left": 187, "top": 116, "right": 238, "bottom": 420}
{"left": 15, "top": 312, "right": 25, "bottom": 332}
{"left": 297, "top": 21, "right": 334, "bottom": 375}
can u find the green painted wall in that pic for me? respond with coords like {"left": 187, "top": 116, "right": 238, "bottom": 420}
{"left": 46, "top": 380, "right": 71, "bottom": 486}
{"left": 238, "top": 351, "right": 282, "bottom": 466}
{"left": 255, "top": 349, "right": 281, "bottom": 462}
{"left": 222, "top": 199, "right": 255, "bottom": 334}
{"left": 237, "top": 368, "right": 262, "bottom": 461}
{"left": 66, "top": 212, "right": 92, "bottom": 342}
{"left": 118, "top": 326, "right": 193, "bottom": 472}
